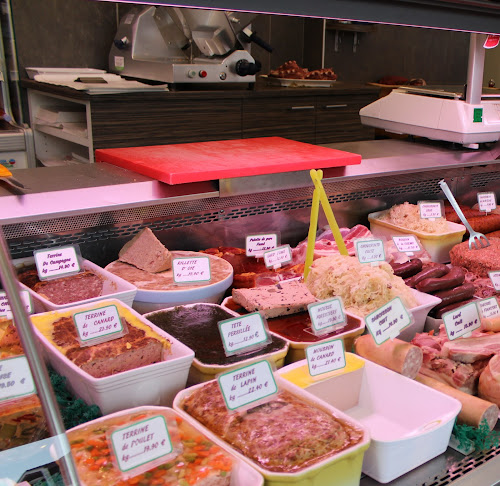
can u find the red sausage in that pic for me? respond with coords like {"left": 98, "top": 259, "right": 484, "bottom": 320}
{"left": 433, "top": 298, "right": 477, "bottom": 319}
{"left": 416, "top": 266, "right": 465, "bottom": 293}
{"left": 404, "top": 263, "right": 449, "bottom": 288}
{"left": 390, "top": 259, "right": 423, "bottom": 278}
{"left": 432, "top": 283, "right": 476, "bottom": 311}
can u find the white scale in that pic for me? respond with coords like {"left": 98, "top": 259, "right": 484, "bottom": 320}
{"left": 360, "top": 34, "right": 500, "bottom": 148}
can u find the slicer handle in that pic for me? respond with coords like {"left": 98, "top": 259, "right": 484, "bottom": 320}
{"left": 240, "top": 28, "right": 274, "bottom": 53}
{"left": 249, "top": 33, "right": 273, "bottom": 53}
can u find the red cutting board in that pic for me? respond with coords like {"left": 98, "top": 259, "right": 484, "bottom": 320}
{"left": 95, "top": 137, "right": 361, "bottom": 185}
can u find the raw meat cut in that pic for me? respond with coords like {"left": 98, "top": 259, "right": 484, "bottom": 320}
{"left": 411, "top": 327, "right": 489, "bottom": 393}
{"left": 441, "top": 333, "right": 500, "bottom": 364}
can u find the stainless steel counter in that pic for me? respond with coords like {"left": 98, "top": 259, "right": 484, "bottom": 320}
{"left": 2, "top": 139, "right": 500, "bottom": 225}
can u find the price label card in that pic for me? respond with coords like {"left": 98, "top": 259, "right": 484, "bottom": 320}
{"left": 111, "top": 415, "right": 174, "bottom": 474}
{"left": 0, "top": 290, "right": 32, "bottom": 318}
{"left": 172, "top": 257, "right": 211, "bottom": 284}
{"left": 0, "top": 355, "right": 36, "bottom": 402}
{"left": 419, "top": 200, "right": 443, "bottom": 220}
{"left": 365, "top": 297, "right": 412, "bottom": 345}
{"left": 442, "top": 301, "right": 481, "bottom": 340}
{"left": 33, "top": 246, "right": 81, "bottom": 280}
{"left": 218, "top": 312, "right": 270, "bottom": 356}
{"left": 218, "top": 360, "right": 278, "bottom": 411}
{"left": 488, "top": 271, "right": 500, "bottom": 291}
{"left": 478, "top": 297, "right": 500, "bottom": 319}
{"left": 307, "top": 298, "right": 346, "bottom": 336}
{"left": 477, "top": 192, "right": 497, "bottom": 212}
{"left": 306, "top": 339, "right": 346, "bottom": 377}
{"left": 263, "top": 244, "right": 292, "bottom": 268}
{"left": 246, "top": 233, "right": 278, "bottom": 257}
{"left": 355, "top": 239, "right": 385, "bottom": 264}
{"left": 73, "top": 305, "right": 125, "bottom": 346}
{"left": 392, "top": 235, "right": 421, "bottom": 255}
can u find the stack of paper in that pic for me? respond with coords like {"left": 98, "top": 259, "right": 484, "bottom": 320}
{"left": 33, "top": 72, "right": 169, "bottom": 94}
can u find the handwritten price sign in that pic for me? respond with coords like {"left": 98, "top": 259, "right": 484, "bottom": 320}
{"left": 307, "top": 297, "right": 346, "bottom": 336}
{"left": 34, "top": 246, "right": 81, "bottom": 280}
{"left": 218, "top": 312, "right": 269, "bottom": 356}
{"left": 218, "top": 360, "right": 278, "bottom": 411}
{"left": 0, "top": 290, "right": 32, "bottom": 318}
{"left": 306, "top": 339, "right": 346, "bottom": 377}
{"left": 0, "top": 356, "right": 36, "bottom": 402}
{"left": 73, "top": 305, "right": 124, "bottom": 346}
{"left": 365, "top": 297, "right": 412, "bottom": 344}
{"left": 246, "top": 233, "right": 278, "bottom": 257}
{"left": 355, "top": 239, "right": 385, "bottom": 264}
{"left": 443, "top": 301, "right": 481, "bottom": 340}
{"left": 172, "top": 257, "right": 211, "bottom": 284}
{"left": 419, "top": 201, "right": 443, "bottom": 220}
{"left": 111, "top": 416, "right": 174, "bottom": 474}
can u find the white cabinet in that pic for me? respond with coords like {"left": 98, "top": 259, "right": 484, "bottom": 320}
{"left": 27, "top": 89, "right": 94, "bottom": 165}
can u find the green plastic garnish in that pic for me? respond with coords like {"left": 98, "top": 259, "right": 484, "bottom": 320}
{"left": 453, "top": 418, "right": 500, "bottom": 452}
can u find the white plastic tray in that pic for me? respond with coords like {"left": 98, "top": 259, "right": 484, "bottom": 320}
{"left": 400, "top": 288, "right": 442, "bottom": 341}
{"left": 13, "top": 256, "right": 137, "bottom": 312}
{"left": 30, "top": 299, "right": 194, "bottom": 414}
{"left": 278, "top": 354, "right": 461, "bottom": 483}
{"left": 65, "top": 405, "right": 264, "bottom": 486}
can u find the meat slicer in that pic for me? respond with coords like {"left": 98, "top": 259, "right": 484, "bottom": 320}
{"left": 360, "top": 34, "right": 500, "bottom": 148}
{"left": 109, "top": 6, "right": 269, "bottom": 84}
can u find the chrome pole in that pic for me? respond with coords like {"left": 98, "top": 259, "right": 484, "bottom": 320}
{"left": 0, "top": 227, "right": 80, "bottom": 485}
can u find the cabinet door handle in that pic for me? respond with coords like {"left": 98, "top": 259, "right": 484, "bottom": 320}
{"left": 324, "top": 104, "right": 348, "bottom": 109}
{"left": 290, "top": 105, "right": 315, "bottom": 110}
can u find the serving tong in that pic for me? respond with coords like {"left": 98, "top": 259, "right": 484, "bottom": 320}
{"left": 439, "top": 179, "right": 490, "bottom": 250}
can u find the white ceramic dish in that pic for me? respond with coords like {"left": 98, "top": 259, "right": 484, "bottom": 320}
{"left": 14, "top": 256, "right": 137, "bottom": 312}
{"left": 65, "top": 405, "right": 264, "bottom": 486}
{"left": 400, "top": 288, "right": 442, "bottom": 341}
{"left": 144, "top": 303, "right": 289, "bottom": 384}
{"left": 174, "top": 376, "right": 370, "bottom": 486}
{"left": 221, "top": 296, "right": 365, "bottom": 363}
{"left": 30, "top": 299, "right": 194, "bottom": 414}
{"left": 368, "top": 210, "right": 466, "bottom": 263}
{"left": 105, "top": 251, "right": 233, "bottom": 314}
{"left": 278, "top": 353, "right": 461, "bottom": 484}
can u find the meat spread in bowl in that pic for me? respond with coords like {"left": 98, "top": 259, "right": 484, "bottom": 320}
{"left": 67, "top": 407, "right": 234, "bottom": 485}
{"left": 180, "top": 381, "right": 364, "bottom": 473}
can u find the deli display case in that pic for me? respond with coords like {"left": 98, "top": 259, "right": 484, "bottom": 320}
{"left": 4, "top": 0, "right": 500, "bottom": 484}
{"left": 2, "top": 136, "right": 500, "bottom": 484}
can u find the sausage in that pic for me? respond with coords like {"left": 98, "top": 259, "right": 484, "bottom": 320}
{"left": 404, "top": 263, "right": 449, "bottom": 288}
{"left": 481, "top": 315, "right": 500, "bottom": 332}
{"left": 354, "top": 334, "right": 423, "bottom": 379}
{"left": 416, "top": 266, "right": 465, "bottom": 293}
{"left": 432, "top": 298, "right": 476, "bottom": 318}
{"left": 466, "top": 214, "right": 500, "bottom": 235}
{"left": 432, "top": 283, "right": 476, "bottom": 311}
{"left": 416, "top": 373, "right": 499, "bottom": 430}
{"left": 390, "top": 259, "right": 423, "bottom": 278}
